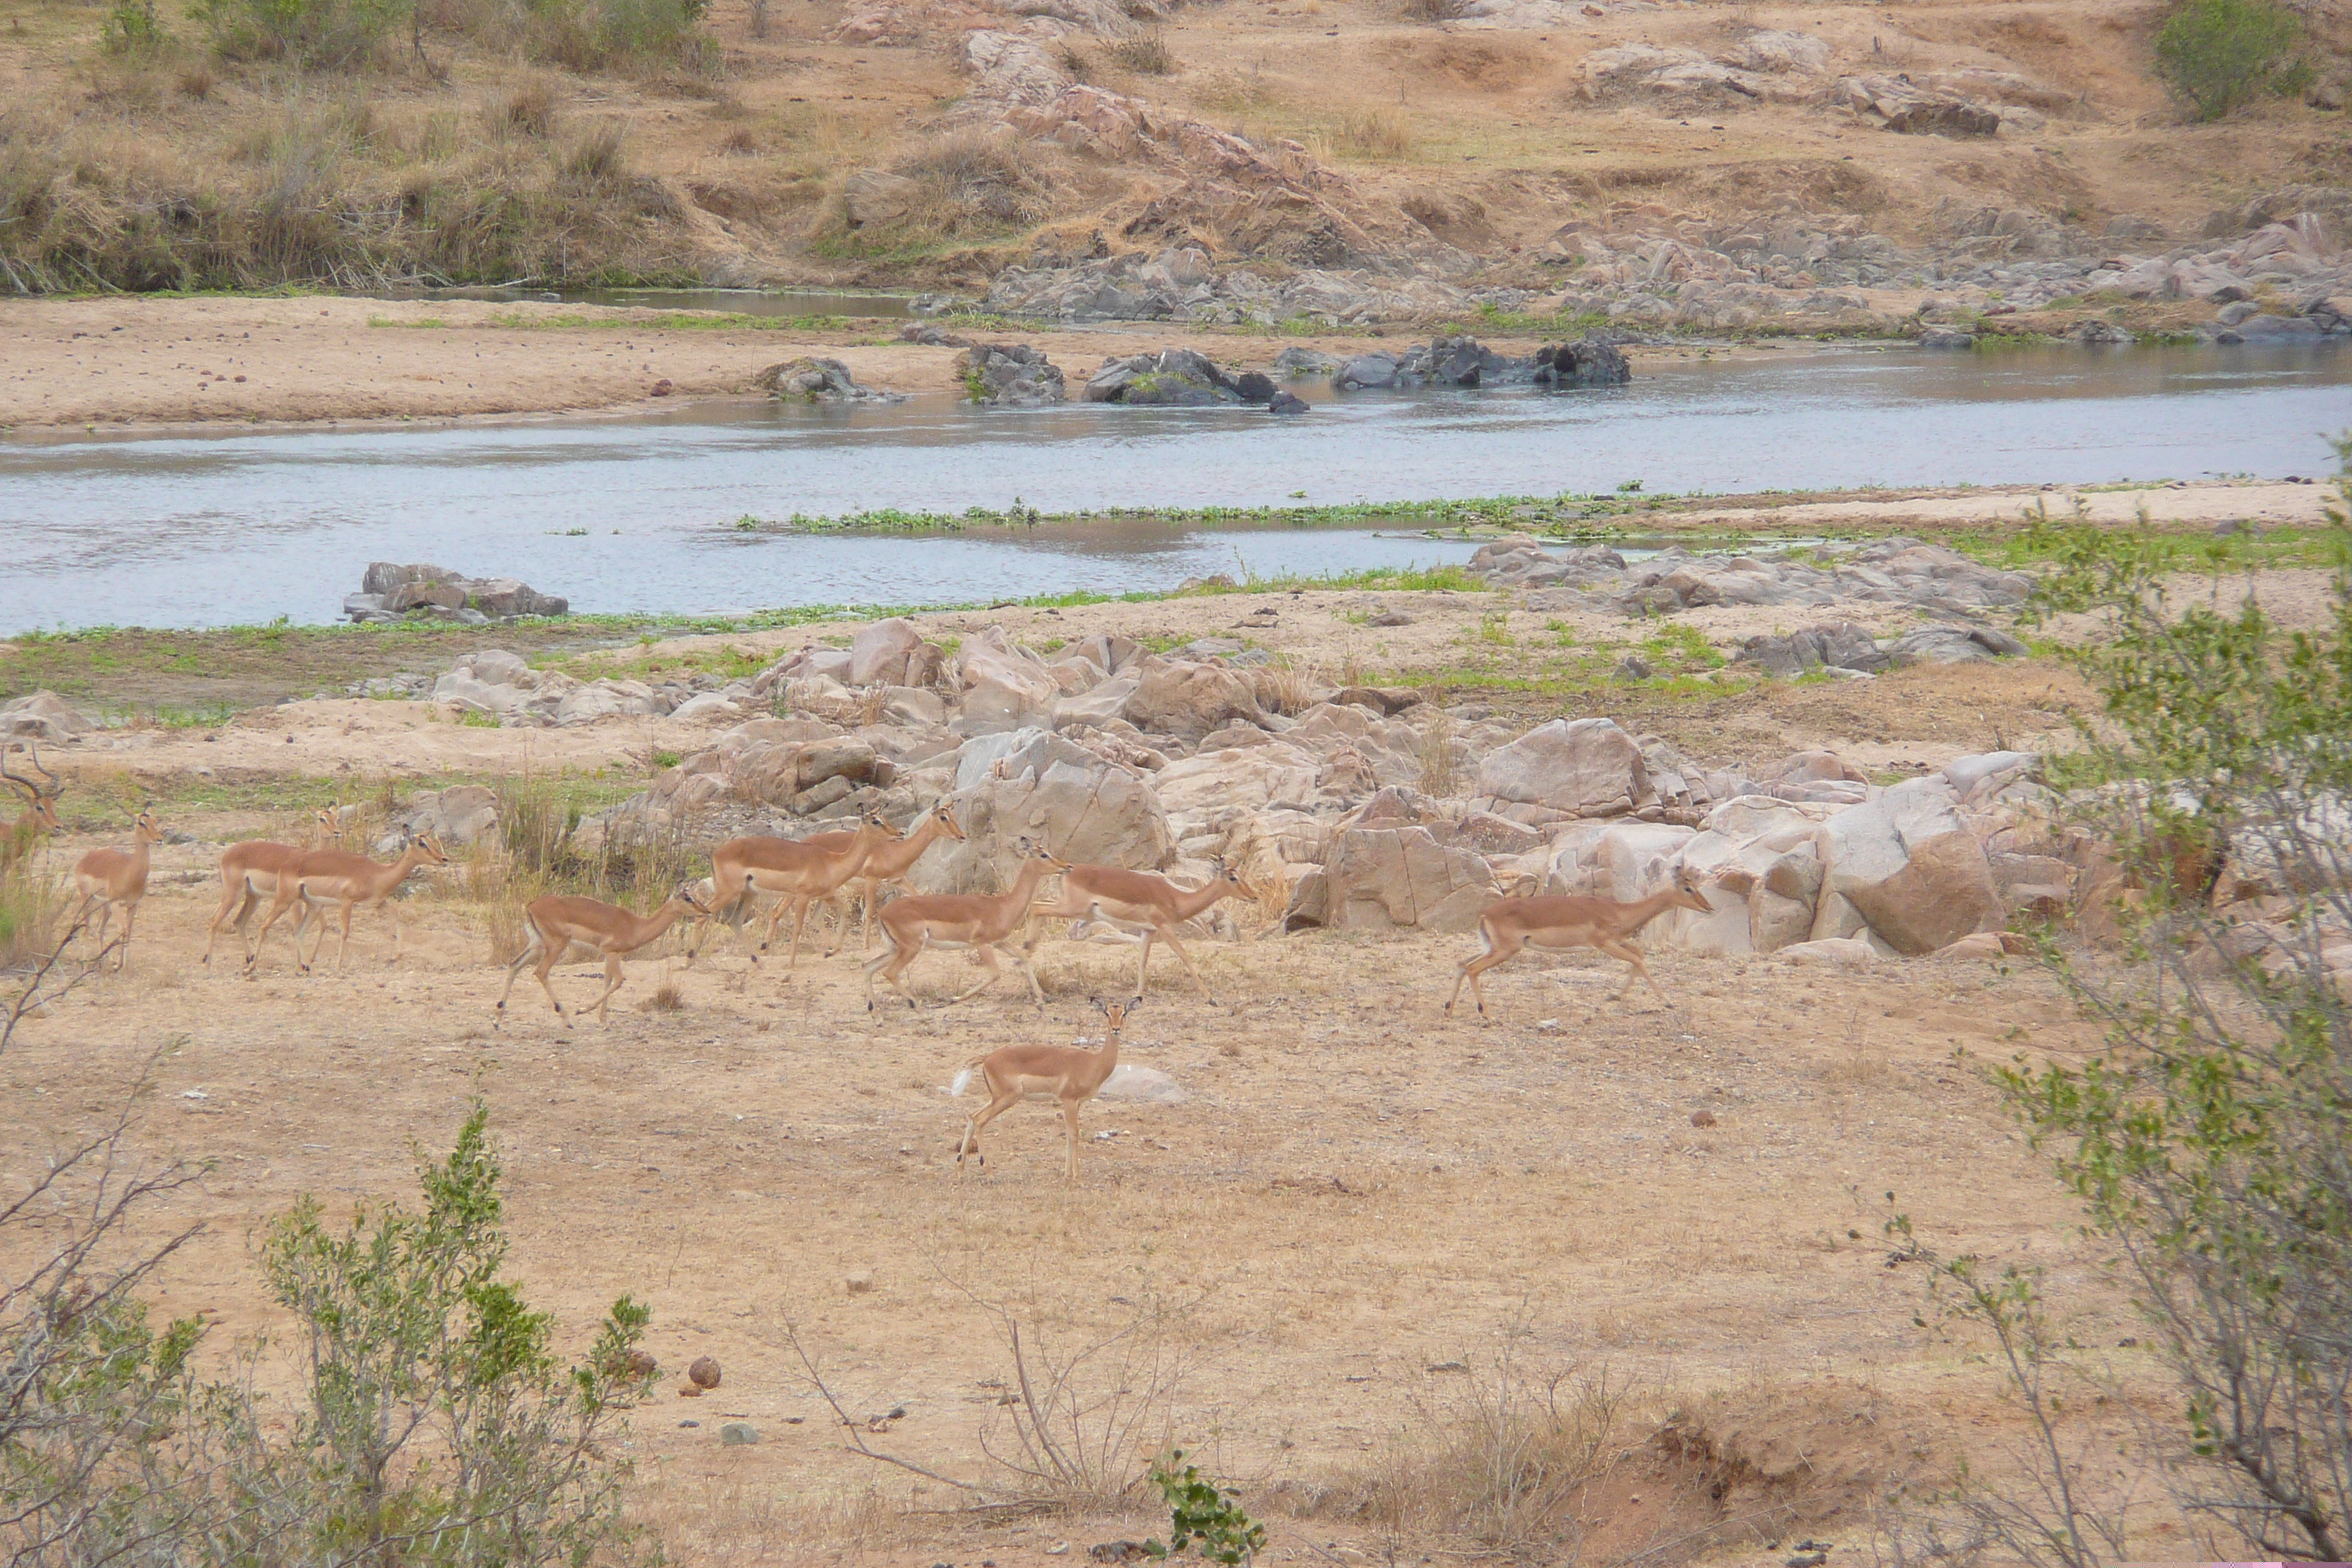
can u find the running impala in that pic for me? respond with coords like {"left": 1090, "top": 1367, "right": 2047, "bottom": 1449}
{"left": 706, "top": 808, "right": 901, "bottom": 968}
{"left": 496, "top": 884, "right": 707, "bottom": 1028}
{"left": 200, "top": 807, "right": 344, "bottom": 967}
{"left": 862, "top": 837, "right": 1071, "bottom": 1010}
{"left": 1444, "top": 867, "right": 1716, "bottom": 1018}
{"left": 245, "top": 832, "right": 451, "bottom": 976}
{"left": 1026, "top": 856, "right": 1259, "bottom": 1002}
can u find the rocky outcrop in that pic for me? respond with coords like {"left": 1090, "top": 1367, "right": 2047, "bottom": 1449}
{"left": 374, "top": 785, "right": 500, "bottom": 853}
{"left": 1285, "top": 825, "right": 1500, "bottom": 933}
{"left": 1836, "top": 75, "right": 2002, "bottom": 137}
{"left": 1733, "top": 622, "right": 1890, "bottom": 678}
{"left": 924, "top": 726, "right": 1174, "bottom": 892}
{"left": 1, "top": 691, "right": 97, "bottom": 742}
{"left": 1885, "top": 624, "right": 2032, "bottom": 665}
{"left": 429, "top": 649, "right": 742, "bottom": 728}
{"left": 960, "top": 343, "right": 1067, "bottom": 407}
{"left": 1477, "top": 717, "right": 1651, "bottom": 818}
{"left": 755, "top": 357, "right": 908, "bottom": 404}
{"left": 1083, "top": 348, "right": 1276, "bottom": 406}
{"left": 1121, "top": 657, "right": 1267, "bottom": 742}
{"left": 1479, "top": 536, "right": 2032, "bottom": 621}
{"left": 1816, "top": 775, "right": 2005, "bottom": 954}
{"left": 348, "top": 563, "right": 568, "bottom": 625}
{"left": 1333, "top": 336, "right": 1632, "bottom": 391}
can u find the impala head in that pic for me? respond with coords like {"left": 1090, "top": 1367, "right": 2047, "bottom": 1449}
{"left": 1669, "top": 865, "right": 1713, "bottom": 915}
{"left": 1210, "top": 856, "right": 1262, "bottom": 902}
{"left": 131, "top": 807, "right": 162, "bottom": 844}
{"left": 670, "top": 881, "right": 709, "bottom": 913}
{"left": 1, "top": 741, "right": 62, "bottom": 834}
{"left": 314, "top": 805, "right": 343, "bottom": 841}
{"left": 1092, "top": 994, "right": 1142, "bottom": 1032}
{"left": 1014, "top": 836, "right": 1072, "bottom": 872}
{"left": 408, "top": 831, "right": 452, "bottom": 866}
{"left": 927, "top": 798, "right": 968, "bottom": 842}
{"left": 858, "top": 804, "right": 904, "bottom": 840}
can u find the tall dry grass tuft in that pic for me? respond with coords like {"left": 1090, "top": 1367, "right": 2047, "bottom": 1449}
{"left": 1110, "top": 28, "right": 1175, "bottom": 73}
{"left": 1337, "top": 105, "right": 1415, "bottom": 159}
{"left": 1416, "top": 707, "right": 1458, "bottom": 796}
{"left": 493, "top": 79, "right": 559, "bottom": 138}
{"left": 1311, "top": 1346, "right": 1641, "bottom": 1556}
{"left": 561, "top": 119, "right": 631, "bottom": 184}
{"left": 1248, "top": 658, "right": 1319, "bottom": 717}
{"left": 1, "top": 857, "right": 62, "bottom": 970}
{"left": 837, "top": 129, "right": 1053, "bottom": 246}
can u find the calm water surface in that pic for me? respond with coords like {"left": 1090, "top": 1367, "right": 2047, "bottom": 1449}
{"left": 3, "top": 344, "right": 2345, "bottom": 633}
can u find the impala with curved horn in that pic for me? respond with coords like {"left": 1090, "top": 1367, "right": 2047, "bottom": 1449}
{"left": 1, "top": 740, "right": 63, "bottom": 872}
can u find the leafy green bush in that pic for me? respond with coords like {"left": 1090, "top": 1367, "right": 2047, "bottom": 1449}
{"left": 0, "top": 1098, "right": 659, "bottom": 1567}
{"left": 2153, "top": 0, "right": 2310, "bottom": 120}
{"left": 1146, "top": 1450, "right": 1266, "bottom": 1565}
{"left": 99, "top": 0, "right": 170, "bottom": 54}
{"left": 189, "top": 0, "right": 408, "bottom": 66}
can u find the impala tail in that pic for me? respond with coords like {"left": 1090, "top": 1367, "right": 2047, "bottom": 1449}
{"left": 951, "top": 1068, "right": 975, "bottom": 1098}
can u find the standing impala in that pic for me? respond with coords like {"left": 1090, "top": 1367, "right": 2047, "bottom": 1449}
{"left": 200, "top": 807, "right": 344, "bottom": 967}
{"left": 246, "top": 832, "right": 451, "bottom": 976}
{"left": 1444, "top": 867, "right": 1715, "bottom": 1018}
{"left": 496, "top": 884, "right": 706, "bottom": 1028}
{"left": 66, "top": 808, "right": 162, "bottom": 971}
{"left": 952, "top": 995, "right": 1137, "bottom": 1183}
{"left": 818, "top": 797, "right": 968, "bottom": 954}
{"left": 1, "top": 741, "right": 63, "bottom": 872}
{"left": 862, "top": 837, "right": 1071, "bottom": 1011}
{"left": 1027, "top": 857, "right": 1259, "bottom": 1002}
{"left": 707, "top": 808, "right": 901, "bottom": 968}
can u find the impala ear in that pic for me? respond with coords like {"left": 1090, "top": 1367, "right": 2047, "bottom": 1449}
{"left": 1126, "top": 995, "right": 1142, "bottom": 1012}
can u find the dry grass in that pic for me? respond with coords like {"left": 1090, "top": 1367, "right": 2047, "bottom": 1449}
{"left": 1109, "top": 29, "right": 1175, "bottom": 75}
{"left": 719, "top": 125, "right": 758, "bottom": 155}
{"left": 1248, "top": 659, "right": 1319, "bottom": 717}
{"left": 646, "top": 978, "right": 686, "bottom": 1011}
{"left": 0, "top": 856, "right": 62, "bottom": 970}
{"left": 828, "top": 127, "right": 1054, "bottom": 248}
{"left": 1416, "top": 708, "right": 1458, "bottom": 796}
{"left": 493, "top": 78, "right": 559, "bottom": 138}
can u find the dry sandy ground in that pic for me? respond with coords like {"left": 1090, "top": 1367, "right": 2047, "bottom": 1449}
{"left": 4, "top": 581, "right": 2223, "bottom": 1563}
{"left": 4, "top": 819, "right": 2138, "bottom": 1566}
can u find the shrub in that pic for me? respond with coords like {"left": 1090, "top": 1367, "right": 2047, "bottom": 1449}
{"left": 562, "top": 118, "right": 631, "bottom": 184}
{"left": 100, "top": 0, "right": 170, "bottom": 54}
{"left": 189, "top": 0, "right": 409, "bottom": 67}
{"left": 494, "top": 79, "right": 559, "bottom": 137}
{"left": 1110, "top": 29, "right": 1174, "bottom": 74}
{"left": 2153, "top": 0, "right": 2309, "bottom": 120}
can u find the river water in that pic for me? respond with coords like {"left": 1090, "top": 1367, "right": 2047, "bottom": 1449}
{"left": 2, "top": 342, "right": 2344, "bottom": 633}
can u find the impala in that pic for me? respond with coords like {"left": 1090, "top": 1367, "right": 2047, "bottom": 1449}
{"left": 246, "top": 832, "right": 451, "bottom": 976}
{"left": 708, "top": 808, "right": 902, "bottom": 968}
{"left": 952, "top": 995, "right": 1137, "bottom": 1183}
{"left": 862, "top": 837, "right": 1071, "bottom": 1011}
{"left": 66, "top": 808, "right": 162, "bottom": 971}
{"left": 496, "top": 884, "right": 706, "bottom": 1028}
{"left": 200, "top": 807, "right": 344, "bottom": 966}
{"left": 1444, "top": 867, "right": 1715, "bottom": 1018}
{"left": 1, "top": 740, "right": 63, "bottom": 872}
{"left": 1027, "top": 858, "right": 1259, "bottom": 1001}
{"left": 819, "top": 798, "right": 968, "bottom": 954}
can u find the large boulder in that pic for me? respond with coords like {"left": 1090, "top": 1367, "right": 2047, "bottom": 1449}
{"left": 1122, "top": 657, "right": 1267, "bottom": 742}
{"left": 1817, "top": 777, "right": 2004, "bottom": 954}
{"left": 1153, "top": 742, "right": 1324, "bottom": 820}
{"left": 1302, "top": 825, "right": 1501, "bottom": 932}
{"left": 960, "top": 343, "right": 1067, "bottom": 407}
{"left": 1, "top": 690, "right": 97, "bottom": 742}
{"left": 1477, "top": 718, "right": 1650, "bottom": 817}
{"left": 755, "top": 357, "right": 908, "bottom": 404}
{"left": 375, "top": 785, "right": 500, "bottom": 853}
{"left": 921, "top": 728, "right": 1173, "bottom": 893}
{"left": 850, "top": 618, "right": 926, "bottom": 686}
{"left": 1084, "top": 347, "right": 1245, "bottom": 406}
{"left": 1734, "top": 622, "right": 1888, "bottom": 677}
{"left": 1530, "top": 339, "right": 1631, "bottom": 388}
{"left": 1885, "top": 624, "right": 2031, "bottom": 666}
{"left": 358, "top": 562, "right": 565, "bottom": 621}
{"left": 957, "top": 627, "right": 1064, "bottom": 734}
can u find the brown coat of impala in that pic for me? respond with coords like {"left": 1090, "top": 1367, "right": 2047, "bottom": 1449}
{"left": 246, "top": 833, "right": 451, "bottom": 975}
{"left": 1027, "top": 858, "right": 1260, "bottom": 1002}
{"left": 497, "top": 884, "right": 706, "bottom": 1028}
{"left": 815, "top": 797, "right": 969, "bottom": 955}
{"left": 2, "top": 741, "right": 64, "bottom": 872}
{"left": 200, "top": 807, "right": 343, "bottom": 966}
{"left": 67, "top": 808, "right": 162, "bottom": 970}
{"left": 1444, "top": 867, "right": 1716, "bottom": 1018}
{"left": 706, "top": 809, "right": 902, "bottom": 968}
{"left": 862, "top": 837, "right": 1071, "bottom": 1011}
{"left": 951, "top": 995, "right": 1137, "bottom": 1183}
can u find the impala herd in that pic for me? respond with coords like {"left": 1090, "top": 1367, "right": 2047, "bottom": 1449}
{"left": 10, "top": 739, "right": 1712, "bottom": 1183}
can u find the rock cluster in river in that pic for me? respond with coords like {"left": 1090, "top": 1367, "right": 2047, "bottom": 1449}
{"left": 1466, "top": 536, "right": 2032, "bottom": 622}
{"left": 755, "top": 358, "right": 908, "bottom": 404}
{"left": 344, "top": 564, "right": 568, "bottom": 625}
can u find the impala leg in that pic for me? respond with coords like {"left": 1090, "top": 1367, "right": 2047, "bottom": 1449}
{"left": 864, "top": 932, "right": 924, "bottom": 1011}
{"left": 537, "top": 939, "right": 572, "bottom": 1027}
{"left": 785, "top": 897, "right": 819, "bottom": 968}
{"left": 945, "top": 943, "right": 1007, "bottom": 1006}
{"left": 1151, "top": 921, "right": 1218, "bottom": 1003}
{"left": 113, "top": 900, "right": 139, "bottom": 971}
{"left": 201, "top": 879, "right": 247, "bottom": 965}
{"left": 589, "top": 954, "right": 626, "bottom": 1025}
{"left": 1444, "top": 929, "right": 1512, "bottom": 1018}
{"left": 1595, "top": 938, "right": 1669, "bottom": 1006}
{"left": 1011, "top": 942, "right": 1047, "bottom": 1009}
{"left": 494, "top": 932, "right": 545, "bottom": 1025}
{"left": 86, "top": 900, "right": 114, "bottom": 961}
{"left": 1133, "top": 927, "right": 1155, "bottom": 998}
{"left": 1061, "top": 1098, "right": 1084, "bottom": 1184}
{"left": 244, "top": 888, "right": 301, "bottom": 976}
{"left": 383, "top": 900, "right": 404, "bottom": 965}
{"left": 957, "top": 1090, "right": 1021, "bottom": 1170}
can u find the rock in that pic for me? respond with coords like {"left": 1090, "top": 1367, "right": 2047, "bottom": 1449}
{"left": 1477, "top": 717, "right": 1650, "bottom": 817}
{"left": 755, "top": 356, "right": 908, "bottom": 404}
{"left": 1690, "top": 1108, "right": 1718, "bottom": 1127}
{"left": 957, "top": 627, "right": 1064, "bottom": 734}
{"left": 845, "top": 1271, "right": 875, "bottom": 1294}
{"left": 1884, "top": 624, "right": 2030, "bottom": 666}
{"left": 376, "top": 785, "right": 500, "bottom": 852}
{"left": 842, "top": 170, "right": 919, "bottom": 227}
{"left": 1123, "top": 657, "right": 1267, "bottom": 742}
{"left": 1734, "top": 622, "right": 1888, "bottom": 677}
{"left": 1530, "top": 338, "right": 1632, "bottom": 388}
{"left": 924, "top": 728, "right": 1173, "bottom": 892}
{"left": 1931, "top": 931, "right": 2010, "bottom": 960}
{"left": 690, "top": 1356, "right": 722, "bottom": 1390}
{"left": 1097, "top": 1064, "right": 1186, "bottom": 1103}
{"left": 670, "top": 692, "right": 744, "bottom": 724}
{"left": 1777, "top": 935, "right": 1878, "bottom": 965}
{"left": 1272, "top": 347, "right": 1346, "bottom": 377}
{"left": 1332, "top": 686, "right": 1423, "bottom": 716}
{"left": 1311, "top": 825, "right": 1501, "bottom": 932}
{"left": 1820, "top": 777, "right": 2003, "bottom": 954}
{"left": 1335, "top": 353, "right": 1398, "bottom": 390}
{"left": 1268, "top": 391, "right": 1309, "bottom": 415}
{"left": 1839, "top": 74, "right": 2002, "bottom": 136}
{"left": 719, "top": 1422, "right": 759, "bottom": 1446}
{"left": 850, "top": 618, "right": 927, "bottom": 686}
{"left": 1085, "top": 347, "right": 1248, "bottom": 405}
{"left": 359, "top": 562, "right": 566, "bottom": 620}
{"left": 0, "top": 690, "right": 97, "bottom": 741}
{"left": 960, "top": 343, "right": 1068, "bottom": 407}
{"left": 555, "top": 682, "right": 658, "bottom": 726}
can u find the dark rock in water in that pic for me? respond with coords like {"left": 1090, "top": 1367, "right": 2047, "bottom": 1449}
{"left": 356, "top": 563, "right": 567, "bottom": 623}
{"left": 1336, "top": 353, "right": 1399, "bottom": 390}
{"left": 755, "top": 357, "right": 908, "bottom": 403}
{"left": 1232, "top": 371, "right": 1276, "bottom": 403}
{"left": 1531, "top": 338, "right": 1632, "bottom": 388}
{"left": 1272, "top": 347, "right": 1346, "bottom": 377}
{"left": 1268, "top": 391, "right": 1309, "bottom": 415}
{"left": 1916, "top": 327, "right": 1978, "bottom": 350}
{"left": 1396, "top": 335, "right": 1520, "bottom": 387}
{"left": 960, "top": 343, "right": 1066, "bottom": 407}
{"left": 1085, "top": 347, "right": 1249, "bottom": 405}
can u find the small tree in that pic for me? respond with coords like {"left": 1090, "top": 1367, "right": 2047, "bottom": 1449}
{"left": 2153, "top": 0, "right": 2310, "bottom": 121}
{"left": 1985, "top": 439, "right": 2352, "bottom": 1558}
